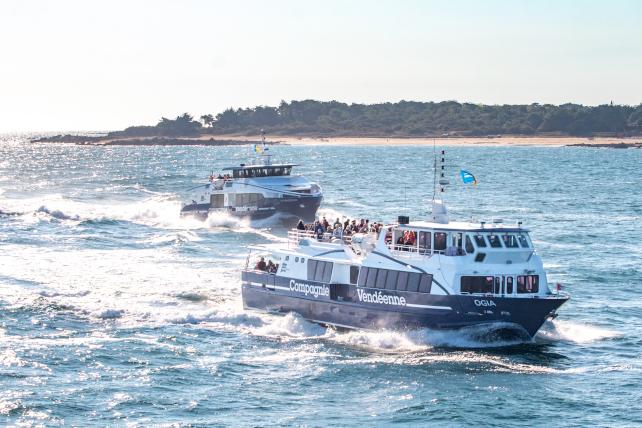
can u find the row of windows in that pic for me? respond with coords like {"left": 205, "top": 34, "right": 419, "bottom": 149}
{"left": 396, "top": 230, "right": 529, "bottom": 255}
{"left": 233, "top": 167, "right": 292, "bottom": 178}
{"left": 460, "top": 275, "right": 539, "bottom": 294}
{"left": 234, "top": 193, "right": 264, "bottom": 206}
{"left": 473, "top": 234, "right": 530, "bottom": 249}
{"left": 307, "top": 259, "right": 333, "bottom": 283}
{"left": 357, "top": 267, "right": 432, "bottom": 294}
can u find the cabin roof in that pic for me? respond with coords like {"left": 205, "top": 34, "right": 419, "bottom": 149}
{"left": 223, "top": 163, "right": 298, "bottom": 171}
{"left": 401, "top": 220, "right": 530, "bottom": 233}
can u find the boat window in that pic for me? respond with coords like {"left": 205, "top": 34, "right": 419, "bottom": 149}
{"left": 358, "top": 267, "right": 368, "bottom": 286}
{"left": 366, "top": 268, "right": 377, "bottom": 288}
{"left": 474, "top": 235, "right": 487, "bottom": 247}
{"left": 502, "top": 234, "right": 519, "bottom": 248}
{"left": 506, "top": 276, "right": 513, "bottom": 294}
{"left": 210, "top": 194, "right": 224, "bottom": 208}
{"left": 295, "top": 257, "right": 299, "bottom": 263}
{"left": 488, "top": 235, "right": 503, "bottom": 248}
{"left": 517, "top": 275, "right": 539, "bottom": 293}
{"left": 406, "top": 273, "right": 420, "bottom": 292}
{"left": 375, "top": 269, "right": 388, "bottom": 289}
{"left": 494, "top": 277, "right": 501, "bottom": 294}
{"left": 314, "top": 261, "right": 325, "bottom": 281}
{"left": 518, "top": 234, "right": 530, "bottom": 248}
{"left": 385, "top": 270, "right": 399, "bottom": 290}
{"left": 301, "top": 258, "right": 305, "bottom": 263}
{"left": 285, "top": 256, "right": 289, "bottom": 261}
{"left": 434, "top": 232, "right": 447, "bottom": 251}
{"left": 350, "top": 266, "right": 359, "bottom": 284}
{"left": 284, "top": 167, "right": 292, "bottom": 176}
{"left": 307, "top": 260, "right": 317, "bottom": 280}
{"left": 460, "top": 276, "right": 494, "bottom": 294}
{"left": 322, "top": 262, "right": 333, "bottom": 283}
{"left": 418, "top": 231, "right": 431, "bottom": 254}
{"left": 307, "top": 260, "right": 333, "bottom": 282}
{"left": 465, "top": 236, "right": 474, "bottom": 254}
{"left": 396, "top": 271, "right": 409, "bottom": 291}
{"left": 454, "top": 233, "right": 463, "bottom": 251}
{"left": 474, "top": 253, "right": 486, "bottom": 262}
{"left": 418, "top": 274, "right": 432, "bottom": 293}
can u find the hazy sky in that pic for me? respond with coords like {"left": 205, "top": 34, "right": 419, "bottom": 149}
{"left": 1, "top": 0, "right": 641, "bottom": 132}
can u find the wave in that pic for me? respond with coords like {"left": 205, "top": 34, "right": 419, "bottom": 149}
{"left": 535, "top": 319, "right": 619, "bottom": 344}
{"left": 326, "top": 322, "right": 530, "bottom": 352}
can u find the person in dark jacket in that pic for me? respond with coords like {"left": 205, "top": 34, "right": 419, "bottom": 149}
{"left": 296, "top": 219, "right": 305, "bottom": 230}
{"left": 255, "top": 257, "right": 267, "bottom": 271}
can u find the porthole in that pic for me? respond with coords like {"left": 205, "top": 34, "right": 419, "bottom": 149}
{"left": 295, "top": 257, "right": 299, "bottom": 262}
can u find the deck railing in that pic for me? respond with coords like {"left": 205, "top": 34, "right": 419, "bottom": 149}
{"left": 387, "top": 244, "right": 465, "bottom": 257}
{"left": 287, "top": 229, "right": 353, "bottom": 247}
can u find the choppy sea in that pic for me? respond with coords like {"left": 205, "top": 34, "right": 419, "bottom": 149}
{"left": 0, "top": 135, "right": 641, "bottom": 427}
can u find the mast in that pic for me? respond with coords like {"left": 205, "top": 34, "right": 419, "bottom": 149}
{"left": 430, "top": 148, "right": 449, "bottom": 224}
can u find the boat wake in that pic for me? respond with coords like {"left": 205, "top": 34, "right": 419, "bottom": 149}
{"left": 0, "top": 192, "right": 284, "bottom": 241}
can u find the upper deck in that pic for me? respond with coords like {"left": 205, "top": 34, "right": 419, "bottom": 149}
{"left": 223, "top": 163, "right": 298, "bottom": 179}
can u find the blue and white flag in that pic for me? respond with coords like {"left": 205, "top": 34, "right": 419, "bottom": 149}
{"left": 460, "top": 169, "right": 478, "bottom": 185}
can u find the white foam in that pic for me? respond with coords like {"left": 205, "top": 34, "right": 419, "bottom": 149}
{"left": 536, "top": 319, "right": 619, "bottom": 343}
{"left": 254, "top": 312, "right": 327, "bottom": 339}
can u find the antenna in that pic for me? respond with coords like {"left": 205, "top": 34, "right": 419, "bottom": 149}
{"left": 404, "top": 185, "right": 407, "bottom": 213}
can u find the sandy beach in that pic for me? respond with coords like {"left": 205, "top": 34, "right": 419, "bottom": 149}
{"left": 209, "top": 134, "right": 642, "bottom": 147}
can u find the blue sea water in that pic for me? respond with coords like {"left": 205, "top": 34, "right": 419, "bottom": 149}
{"left": 0, "top": 136, "right": 641, "bottom": 427}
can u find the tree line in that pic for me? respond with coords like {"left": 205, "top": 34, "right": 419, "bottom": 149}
{"left": 112, "top": 100, "right": 642, "bottom": 138}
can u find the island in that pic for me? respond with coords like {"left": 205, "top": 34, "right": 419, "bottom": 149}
{"left": 31, "top": 100, "right": 642, "bottom": 147}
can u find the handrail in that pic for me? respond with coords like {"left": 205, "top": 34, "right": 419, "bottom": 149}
{"left": 387, "top": 244, "right": 465, "bottom": 257}
{"left": 287, "top": 229, "right": 353, "bottom": 247}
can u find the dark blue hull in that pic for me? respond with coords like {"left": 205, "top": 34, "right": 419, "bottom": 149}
{"left": 241, "top": 271, "right": 569, "bottom": 338}
{"left": 181, "top": 194, "right": 322, "bottom": 226}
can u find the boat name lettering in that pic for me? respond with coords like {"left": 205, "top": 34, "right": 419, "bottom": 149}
{"left": 289, "top": 280, "right": 329, "bottom": 298}
{"left": 357, "top": 289, "right": 406, "bottom": 306}
{"left": 474, "top": 299, "right": 496, "bottom": 307}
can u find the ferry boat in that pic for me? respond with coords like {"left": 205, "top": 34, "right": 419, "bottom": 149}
{"left": 181, "top": 140, "right": 322, "bottom": 226}
{"left": 241, "top": 151, "right": 569, "bottom": 338}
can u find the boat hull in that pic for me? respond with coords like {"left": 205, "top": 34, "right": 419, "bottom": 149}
{"left": 241, "top": 271, "right": 569, "bottom": 338}
{"left": 181, "top": 194, "right": 322, "bottom": 226}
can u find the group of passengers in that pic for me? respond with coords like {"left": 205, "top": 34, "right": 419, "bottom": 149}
{"left": 210, "top": 173, "right": 232, "bottom": 181}
{"left": 296, "top": 216, "right": 384, "bottom": 241}
{"left": 254, "top": 256, "right": 279, "bottom": 274}
{"left": 396, "top": 230, "right": 416, "bottom": 248}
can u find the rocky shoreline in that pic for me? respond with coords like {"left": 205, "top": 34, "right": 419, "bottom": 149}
{"left": 566, "top": 142, "right": 642, "bottom": 149}
{"left": 31, "top": 135, "right": 276, "bottom": 146}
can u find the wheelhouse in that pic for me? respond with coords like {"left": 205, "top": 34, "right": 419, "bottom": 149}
{"left": 388, "top": 223, "right": 533, "bottom": 259}
{"left": 225, "top": 164, "right": 297, "bottom": 179}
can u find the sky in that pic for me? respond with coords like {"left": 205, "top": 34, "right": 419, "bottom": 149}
{"left": 0, "top": 0, "right": 641, "bottom": 132}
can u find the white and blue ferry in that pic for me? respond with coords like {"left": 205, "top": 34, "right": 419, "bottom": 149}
{"left": 241, "top": 153, "right": 569, "bottom": 338}
{"left": 181, "top": 145, "right": 322, "bottom": 226}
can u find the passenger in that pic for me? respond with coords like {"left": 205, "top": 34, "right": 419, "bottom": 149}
{"left": 314, "top": 220, "right": 325, "bottom": 240}
{"left": 406, "top": 231, "right": 416, "bottom": 246}
{"left": 343, "top": 219, "right": 350, "bottom": 230}
{"left": 396, "top": 235, "right": 405, "bottom": 250}
{"left": 296, "top": 219, "right": 305, "bottom": 231}
{"left": 334, "top": 217, "right": 342, "bottom": 229}
{"left": 385, "top": 228, "right": 392, "bottom": 244}
{"left": 333, "top": 224, "right": 343, "bottom": 239}
{"left": 322, "top": 216, "right": 330, "bottom": 230}
{"left": 267, "top": 260, "right": 277, "bottom": 273}
{"left": 255, "top": 257, "right": 267, "bottom": 271}
{"left": 445, "top": 246, "right": 458, "bottom": 256}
